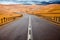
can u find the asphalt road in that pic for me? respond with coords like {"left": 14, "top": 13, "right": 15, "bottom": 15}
{"left": 31, "top": 16, "right": 60, "bottom": 40}
{"left": 0, "top": 15, "right": 60, "bottom": 40}
{"left": 0, "top": 15, "right": 29, "bottom": 40}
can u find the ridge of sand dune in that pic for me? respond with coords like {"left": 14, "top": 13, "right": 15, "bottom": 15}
{"left": 0, "top": 4, "right": 60, "bottom": 15}
{"left": 32, "top": 4, "right": 60, "bottom": 15}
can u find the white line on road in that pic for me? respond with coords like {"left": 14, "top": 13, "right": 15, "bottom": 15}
{"left": 27, "top": 15, "right": 33, "bottom": 40}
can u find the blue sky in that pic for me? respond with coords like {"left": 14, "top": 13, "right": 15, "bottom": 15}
{"left": 0, "top": 0, "right": 49, "bottom": 4}
{"left": 0, "top": 0, "right": 50, "bottom": 1}
{"left": 0, "top": 0, "right": 59, "bottom": 4}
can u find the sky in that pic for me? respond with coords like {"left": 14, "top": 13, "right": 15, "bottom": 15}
{"left": 0, "top": 0, "right": 60, "bottom": 4}
{"left": 0, "top": 0, "right": 50, "bottom": 1}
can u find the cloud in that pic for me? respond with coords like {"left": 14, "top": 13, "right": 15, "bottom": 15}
{"left": 0, "top": 0, "right": 59, "bottom": 4}
{"left": 0, "top": 0, "right": 50, "bottom": 1}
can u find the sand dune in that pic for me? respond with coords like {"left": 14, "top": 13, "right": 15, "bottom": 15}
{"left": 0, "top": 4, "right": 60, "bottom": 15}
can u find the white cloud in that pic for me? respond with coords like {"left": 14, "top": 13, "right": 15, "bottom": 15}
{"left": 0, "top": 0, "right": 59, "bottom": 4}
{"left": 0, "top": 1, "right": 19, "bottom": 4}
{"left": 0, "top": 0, "right": 50, "bottom": 1}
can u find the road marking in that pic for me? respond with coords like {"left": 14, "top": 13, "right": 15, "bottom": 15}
{"left": 27, "top": 15, "right": 33, "bottom": 40}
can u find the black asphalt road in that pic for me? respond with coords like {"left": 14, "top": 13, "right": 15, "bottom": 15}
{"left": 0, "top": 15, "right": 29, "bottom": 40}
{"left": 0, "top": 15, "right": 60, "bottom": 40}
{"left": 31, "top": 16, "right": 60, "bottom": 40}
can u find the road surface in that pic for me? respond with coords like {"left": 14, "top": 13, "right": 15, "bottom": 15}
{"left": 0, "top": 15, "right": 29, "bottom": 40}
{"left": 0, "top": 14, "right": 60, "bottom": 40}
{"left": 31, "top": 16, "right": 60, "bottom": 40}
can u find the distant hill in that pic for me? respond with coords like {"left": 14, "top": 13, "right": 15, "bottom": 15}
{"left": 40, "top": 1, "right": 60, "bottom": 5}
{"left": 32, "top": 4, "right": 60, "bottom": 14}
{"left": 0, "top": 4, "right": 41, "bottom": 14}
{"left": 0, "top": 4, "right": 60, "bottom": 15}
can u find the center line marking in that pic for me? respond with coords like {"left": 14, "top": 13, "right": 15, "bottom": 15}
{"left": 27, "top": 15, "right": 33, "bottom": 40}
